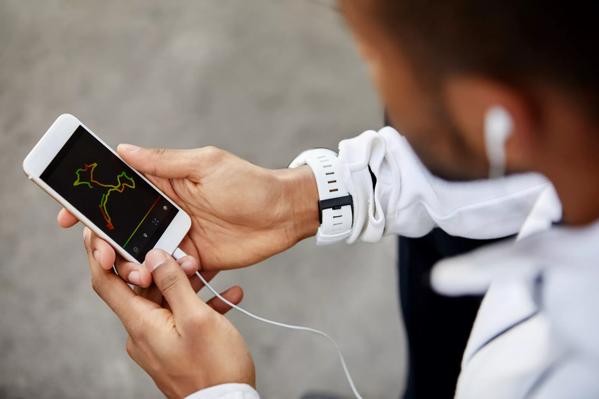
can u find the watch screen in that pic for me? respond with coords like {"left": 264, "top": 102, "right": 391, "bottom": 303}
{"left": 40, "top": 125, "right": 179, "bottom": 262}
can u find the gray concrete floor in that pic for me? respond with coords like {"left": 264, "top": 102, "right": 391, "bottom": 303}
{"left": 0, "top": 1, "right": 406, "bottom": 398}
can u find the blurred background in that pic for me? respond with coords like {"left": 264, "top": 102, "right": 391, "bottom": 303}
{"left": 0, "top": 1, "right": 405, "bottom": 398}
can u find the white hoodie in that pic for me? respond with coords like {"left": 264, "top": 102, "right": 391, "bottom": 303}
{"left": 187, "top": 127, "right": 589, "bottom": 399}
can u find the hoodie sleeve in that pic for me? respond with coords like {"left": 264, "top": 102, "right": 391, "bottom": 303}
{"left": 185, "top": 384, "right": 260, "bottom": 399}
{"left": 337, "top": 127, "right": 553, "bottom": 243}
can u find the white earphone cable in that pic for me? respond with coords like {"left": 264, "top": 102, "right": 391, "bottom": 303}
{"left": 173, "top": 248, "right": 362, "bottom": 399}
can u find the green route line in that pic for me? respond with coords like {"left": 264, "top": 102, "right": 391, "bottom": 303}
{"left": 73, "top": 162, "right": 135, "bottom": 230}
{"left": 123, "top": 196, "right": 160, "bottom": 248}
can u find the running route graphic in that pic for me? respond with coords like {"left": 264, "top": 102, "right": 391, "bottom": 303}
{"left": 73, "top": 162, "right": 136, "bottom": 230}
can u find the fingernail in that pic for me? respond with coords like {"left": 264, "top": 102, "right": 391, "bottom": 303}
{"left": 118, "top": 144, "right": 140, "bottom": 153}
{"left": 93, "top": 249, "right": 102, "bottom": 263}
{"left": 128, "top": 270, "right": 141, "bottom": 286}
{"left": 83, "top": 230, "right": 92, "bottom": 251}
{"left": 145, "top": 249, "right": 168, "bottom": 271}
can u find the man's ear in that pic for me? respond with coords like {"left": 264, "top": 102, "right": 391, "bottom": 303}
{"left": 443, "top": 76, "right": 539, "bottom": 172}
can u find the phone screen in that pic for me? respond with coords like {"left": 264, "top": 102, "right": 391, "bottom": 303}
{"left": 40, "top": 125, "right": 179, "bottom": 262}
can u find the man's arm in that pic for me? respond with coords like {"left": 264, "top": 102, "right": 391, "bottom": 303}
{"left": 58, "top": 129, "right": 558, "bottom": 285}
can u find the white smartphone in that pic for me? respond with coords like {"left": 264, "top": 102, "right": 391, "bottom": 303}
{"left": 23, "top": 114, "right": 192, "bottom": 263}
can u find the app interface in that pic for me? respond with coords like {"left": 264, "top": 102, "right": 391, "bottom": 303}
{"left": 41, "top": 126, "right": 179, "bottom": 262}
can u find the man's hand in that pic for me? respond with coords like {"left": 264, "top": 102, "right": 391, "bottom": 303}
{"left": 58, "top": 145, "right": 319, "bottom": 287}
{"left": 83, "top": 228, "right": 255, "bottom": 398}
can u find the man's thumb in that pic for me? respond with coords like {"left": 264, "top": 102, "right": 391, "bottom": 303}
{"left": 145, "top": 249, "right": 205, "bottom": 318}
{"left": 117, "top": 144, "right": 198, "bottom": 178}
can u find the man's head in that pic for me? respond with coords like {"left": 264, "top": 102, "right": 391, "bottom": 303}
{"left": 340, "top": 0, "right": 599, "bottom": 223}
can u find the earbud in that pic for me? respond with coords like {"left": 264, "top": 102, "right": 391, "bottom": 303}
{"left": 484, "top": 106, "right": 513, "bottom": 179}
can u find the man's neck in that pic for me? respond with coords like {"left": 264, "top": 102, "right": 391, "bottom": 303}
{"left": 546, "top": 158, "right": 599, "bottom": 226}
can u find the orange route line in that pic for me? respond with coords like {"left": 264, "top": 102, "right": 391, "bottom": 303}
{"left": 73, "top": 162, "right": 135, "bottom": 230}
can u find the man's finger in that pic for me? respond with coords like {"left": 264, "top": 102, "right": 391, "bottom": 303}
{"left": 83, "top": 228, "right": 116, "bottom": 271}
{"left": 117, "top": 144, "right": 202, "bottom": 178}
{"left": 133, "top": 256, "right": 200, "bottom": 305}
{"left": 115, "top": 257, "right": 153, "bottom": 288}
{"left": 177, "top": 255, "right": 200, "bottom": 277}
{"left": 206, "top": 285, "right": 244, "bottom": 315}
{"left": 57, "top": 208, "right": 79, "bottom": 228}
{"left": 174, "top": 253, "right": 223, "bottom": 298}
{"left": 83, "top": 230, "right": 157, "bottom": 333}
{"left": 145, "top": 249, "right": 207, "bottom": 324}
{"left": 178, "top": 255, "right": 218, "bottom": 295}
{"left": 189, "top": 270, "right": 218, "bottom": 293}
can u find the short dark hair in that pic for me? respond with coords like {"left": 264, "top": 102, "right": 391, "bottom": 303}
{"left": 358, "top": 0, "right": 598, "bottom": 118}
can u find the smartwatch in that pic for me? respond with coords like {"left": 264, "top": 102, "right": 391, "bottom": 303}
{"left": 289, "top": 149, "right": 353, "bottom": 245}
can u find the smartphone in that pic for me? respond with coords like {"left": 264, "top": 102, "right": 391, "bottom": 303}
{"left": 23, "top": 114, "right": 192, "bottom": 263}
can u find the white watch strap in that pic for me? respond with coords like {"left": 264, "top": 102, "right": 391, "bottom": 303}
{"left": 289, "top": 149, "right": 353, "bottom": 245}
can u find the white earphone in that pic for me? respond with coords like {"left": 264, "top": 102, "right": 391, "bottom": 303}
{"left": 484, "top": 106, "right": 513, "bottom": 179}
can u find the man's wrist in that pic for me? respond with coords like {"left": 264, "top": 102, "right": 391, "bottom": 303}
{"left": 275, "top": 166, "right": 320, "bottom": 243}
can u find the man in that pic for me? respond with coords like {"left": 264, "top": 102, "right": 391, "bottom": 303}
{"left": 58, "top": 1, "right": 597, "bottom": 398}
